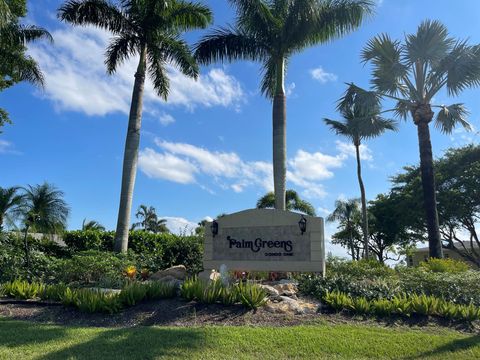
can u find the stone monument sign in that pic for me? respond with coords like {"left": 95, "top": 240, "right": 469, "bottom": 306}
{"left": 203, "top": 209, "right": 325, "bottom": 273}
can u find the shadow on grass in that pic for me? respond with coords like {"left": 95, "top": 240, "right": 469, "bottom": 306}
{"left": 404, "top": 335, "right": 480, "bottom": 360}
{"left": 0, "top": 320, "right": 206, "bottom": 360}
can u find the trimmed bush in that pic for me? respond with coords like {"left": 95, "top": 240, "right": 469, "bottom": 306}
{"left": 419, "top": 258, "right": 470, "bottom": 273}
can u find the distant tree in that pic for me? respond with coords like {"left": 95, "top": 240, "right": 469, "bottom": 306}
{"left": 19, "top": 183, "right": 69, "bottom": 267}
{"left": 327, "top": 198, "right": 362, "bottom": 260}
{"left": 256, "top": 189, "right": 316, "bottom": 216}
{"left": 391, "top": 144, "right": 480, "bottom": 266}
{"left": 82, "top": 218, "right": 105, "bottom": 231}
{"left": 0, "top": 186, "right": 23, "bottom": 231}
{"left": 324, "top": 83, "right": 397, "bottom": 258}
{"left": 0, "top": 0, "right": 52, "bottom": 131}
{"left": 134, "top": 205, "right": 169, "bottom": 233}
{"left": 367, "top": 193, "right": 414, "bottom": 263}
{"left": 195, "top": 0, "right": 373, "bottom": 211}
{"left": 360, "top": 20, "right": 480, "bottom": 258}
{"left": 59, "top": 0, "right": 212, "bottom": 253}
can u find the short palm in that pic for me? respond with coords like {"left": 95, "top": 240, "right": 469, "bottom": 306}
{"left": 360, "top": 20, "right": 480, "bottom": 258}
{"left": 257, "top": 189, "right": 316, "bottom": 216}
{"left": 324, "top": 83, "right": 397, "bottom": 258}
{"left": 327, "top": 198, "right": 361, "bottom": 259}
{"left": 59, "top": 0, "right": 212, "bottom": 252}
{"left": 195, "top": 0, "right": 373, "bottom": 210}
{"left": 0, "top": 186, "right": 24, "bottom": 231}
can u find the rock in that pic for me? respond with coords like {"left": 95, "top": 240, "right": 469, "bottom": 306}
{"left": 198, "top": 269, "right": 221, "bottom": 282}
{"left": 273, "top": 283, "right": 298, "bottom": 297}
{"left": 265, "top": 296, "right": 320, "bottom": 315}
{"left": 258, "top": 284, "right": 280, "bottom": 298}
{"left": 150, "top": 265, "right": 187, "bottom": 281}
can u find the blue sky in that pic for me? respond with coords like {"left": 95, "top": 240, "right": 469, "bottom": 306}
{"left": 1, "top": 0, "right": 480, "bottom": 256}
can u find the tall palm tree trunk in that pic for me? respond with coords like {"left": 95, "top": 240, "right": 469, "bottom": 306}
{"left": 348, "top": 220, "right": 355, "bottom": 260}
{"left": 273, "top": 57, "right": 286, "bottom": 211}
{"left": 355, "top": 143, "right": 369, "bottom": 259}
{"left": 416, "top": 119, "right": 443, "bottom": 259}
{"left": 114, "top": 46, "right": 147, "bottom": 253}
{"left": 23, "top": 224, "right": 30, "bottom": 268}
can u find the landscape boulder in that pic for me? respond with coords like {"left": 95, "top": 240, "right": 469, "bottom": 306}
{"left": 197, "top": 269, "right": 221, "bottom": 282}
{"left": 273, "top": 283, "right": 298, "bottom": 297}
{"left": 150, "top": 265, "right": 187, "bottom": 281}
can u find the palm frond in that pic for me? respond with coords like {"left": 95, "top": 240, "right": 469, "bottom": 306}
{"left": 337, "top": 83, "right": 381, "bottom": 117}
{"left": 147, "top": 51, "right": 170, "bottom": 100}
{"left": 58, "top": 0, "right": 130, "bottom": 34}
{"left": 0, "top": 24, "right": 53, "bottom": 47}
{"left": 260, "top": 56, "right": 286, "bottom": 99}
{"left": 105, "top": 33, "right": 139, "bottom": 74}
{"left": 404, "top": 19, "right": 453, "bottom": 67}
{"left": 296, "top": 0, "right": 375, "bottom": 47}
{"left": 229, "top": 0, "right": 278, "bottom": 32}
{"left": 194, "top": 26, "right": 267, "bottom": 65}
{"left": 434, "top": 103, "right": 471, "bottom": 134}
{"left": 444, "top": 42, "right": 480, "bottom": 97}
{"left": 393, "top": 99, "right": 413, "bottom": 121}
{"left": 361, "top": 33, "right": 408, "bottom": 95}
{"left": 154, "top": 0, "right": 212, "bottom": 32}
{"left": 358, "top": 117, "right": 398, "bottom": 139}
{"left": 152, "top": 35, "right": 198, "bottom": 79}
{"left": 323, "top": 118, "right": 351, "bottom": 137}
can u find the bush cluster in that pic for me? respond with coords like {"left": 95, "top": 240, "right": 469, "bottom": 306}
{"left": 0, "top": 231, "right": 204, "bottom": 285}
{"left": 323, "top": 291, "right": 480, "bottom": 322}
{"left": 181, "top": 277, "right": 268, "bottom": 310}
{"left": 298, "top": 258, "right": 480, "bottom": 307}
{"left": 0, "top": 279, "right": 177, "bottom": 314}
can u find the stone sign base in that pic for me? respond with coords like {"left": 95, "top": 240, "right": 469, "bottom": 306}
{"left": 203, "top": 209, "right": 325, "bottom": 274}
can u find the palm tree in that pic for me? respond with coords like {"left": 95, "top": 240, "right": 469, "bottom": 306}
{"left": 0, "top": 0, "right": 52, "bottom": 130}
{"left": 324, "top": 84, "right": 397, "bottom": 259}
{"left": 327, "top": 198, "right": 361, "bottom": 260}
{"left": 58, "top": 0, "right": 212, "bottom": 253}
{"left": 195, "top": 0, "right": 373, "bottom": 211}
{"left": 134, "top": 204, "right": 157, "bottom": 230}
{"left": 257, "top": 189, "right": 316, "bottom": 216}
{"left": 151, "top": 217, "right": 169, "bottom": 233}
{"left": 360, "top": 20, "right": 480, "bottom": 258}
{"left": 0, "top": 186, "right": 24, "bottom": 231}
{"left": 19, "top": 183, "right": 69, "bottom": 267}
{"left": 82, "top": 218, "right": 105, "bottom": 231}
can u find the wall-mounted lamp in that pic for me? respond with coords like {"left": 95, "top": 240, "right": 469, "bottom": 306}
{"left": 211, "top": 219, "right": 219, "bottom": 237}
{"left": 298, "top": 215, "right": 307, "bottom": 235}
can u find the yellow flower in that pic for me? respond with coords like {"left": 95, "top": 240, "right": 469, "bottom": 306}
{"left": 125, "top": 265, "right": 137, "bottom": 279}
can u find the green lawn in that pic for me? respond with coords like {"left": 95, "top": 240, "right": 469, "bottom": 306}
{"left": 0, "top": 319, "right": 479, "bottom": 359}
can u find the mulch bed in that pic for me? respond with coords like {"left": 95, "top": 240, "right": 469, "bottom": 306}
{"left": 1, "top": 297, "right": 479, "bottom": 333}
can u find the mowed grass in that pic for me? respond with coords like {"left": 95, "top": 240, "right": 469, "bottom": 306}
{"left": 0, "top": 319, "right": 479, "bottom": 360}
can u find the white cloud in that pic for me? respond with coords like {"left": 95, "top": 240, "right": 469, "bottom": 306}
{"left": 0, "top": 140, "right": 20, "bottom": 155}
{"left": 138, "top": 148, "right": 197, "bottom": 184}
{"left": 335, "top": 140, "right": 373, "bottom": 161}
{"left": 160, "top": 216, "right": 197, "bottom": 235}
{"left": 310, "top": 66, "right": 338, "bottom": 84}
{"left": 28, "top": 26, "right": 245, "bottom": 116}
{"left": 138, "top": 139, "right": 356, "bottom": 200}
{"left": 158, "top": 113, "right": 175, "bottom": 126}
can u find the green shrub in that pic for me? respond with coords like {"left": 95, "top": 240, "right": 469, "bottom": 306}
{"left": 56, "top": 251, "right": 136, "bottom": 286}
{"left": 180, "top": 277, "right": 205, "bottom": 301}
{"left": 1, "top": 280, "right": 45, "bottom": 299}
{"left": 41, "top": 283, "right": 69, "bottom": 301}
{"left": 73, "top": 289, "right": 122, "bottom": 314}
{"left": 371, "top": 298, "right": 393, "bottom": 317}
{"left": 389, "top": 294, "right": 411, "bottom": 317}
{"left": 419, "top": 258, "right": 470, "bottom": 273}
{"left": 398, "top": 268, "right": 480, "bottom": 306}
{"left": 63, "top": 230, "right": 115, "bottom": 252}
{"left": 144, "top": 281, "right": 177, "bottom": 300}
{"left": 350, "top": 296, "right": 371, "bottom": 315}
{"left": 409, "top": 294, "right": 440, "bottom": 316}
{"left": 119, "top": 282, "right": 148, "bottom": 306}
{"left": 323, "top": 291, "right": 353, "bottom": 312}
{"left": 236, "top": 281, "right": 268, "bottom": 310}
